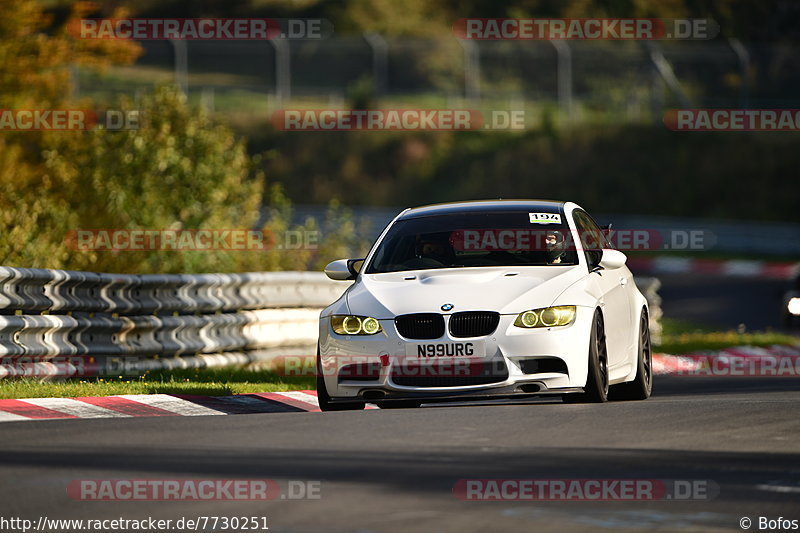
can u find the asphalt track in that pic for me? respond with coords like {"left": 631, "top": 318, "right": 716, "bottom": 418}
{"left": 656, "top": 273, "right": 792, "bottom": 331}
{"left": 1, "top": 376, "right": 798, "bottom": 533}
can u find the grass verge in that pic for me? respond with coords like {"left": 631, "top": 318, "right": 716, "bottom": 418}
{"left": 0, "top": 367, "right": 316, "bottom": 400}
{"left": 656, "top": 318, "right": 800, "bottom": 354}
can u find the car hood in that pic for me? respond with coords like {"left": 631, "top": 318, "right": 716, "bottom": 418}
{"left": 346, "top": 266, "right": 584, "bottom": 318}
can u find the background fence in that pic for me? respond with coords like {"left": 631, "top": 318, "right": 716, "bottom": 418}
{"left": 78, "top": 38, "right": 800, "bottom": 121}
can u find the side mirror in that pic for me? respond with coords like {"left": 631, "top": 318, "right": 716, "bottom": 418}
{"left": 347, "top": 258, "right": 365, "bottom": 275}
{"left": 324, "top": 259, "right": 364, "bottom": 281}
{"left": 600, "top": 223, "right": 614, "bottom": 242}
{"left": 324, "top": 259, "right": 353, "bottom": 281}
{"left": 598, "top": 249, "right": 627, "bottom": 270}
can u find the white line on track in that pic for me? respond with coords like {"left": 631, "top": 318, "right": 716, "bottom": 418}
{"left": 114, "top": 394, "right": 227, "bottom": 416}
{"left": 0, "top": 411, "right": 34, "bottom": 422}
{"left": 214, "top": 394, "right": 296, "bottom": 412}
{"left": 272, "top": 391, "right": 380, "bottom": 410}
{"left": 20, "top": 398, "right": 131, "bottom": 418}
{"left": 274, "top": 391, "right": 320, "bottom": 409}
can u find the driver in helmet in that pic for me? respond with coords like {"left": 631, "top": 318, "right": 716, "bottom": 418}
{"left": 545, "top": 230, "right": 567, "bottom": 264}
{"left": 416, "top": 233, "right": 453, "bottom": 265}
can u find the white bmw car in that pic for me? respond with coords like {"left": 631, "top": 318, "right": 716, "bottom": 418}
{"left": 317, "top": 200, "right": 652, "bottom": 410}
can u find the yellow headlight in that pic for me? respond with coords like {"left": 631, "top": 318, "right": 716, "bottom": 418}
{"left": 519, "top": 310, "right": 539, "bottom": 327}
{"left": 342, "top": 316, "right": 362, "bottom": 334}
{"left": 331, "top": 315, "right": 383, "bottom": 335}
{"left": 514, "top": 306, "right": 576, "bottom": 328}
{"left": 362, "top": 317, "right": 381, "bottom": 334}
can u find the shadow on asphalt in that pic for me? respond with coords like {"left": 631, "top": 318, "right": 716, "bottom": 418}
{"left": 0, "top": 444, "right": 798, "bottom": 511}
{"left": 652, "top": 376, "right": 800, "bottom": 397}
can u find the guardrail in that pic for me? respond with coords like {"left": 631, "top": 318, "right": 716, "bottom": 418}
{"left": 0, "top": 266, "right": 662, "bottom": 377}
{"left": 635, "top": 277, "right": 662, "bottom": 345}
{"left": 0, "top": 267, "right": 344, "bottom": 314}
{"left": 0, "top": 268, "right": 346, "bottom": 375}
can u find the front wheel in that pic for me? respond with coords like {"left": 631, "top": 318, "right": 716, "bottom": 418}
{"left": 316, "top": 349, "right": 365, "bottom": 412}
{"left": 609, "top": 310, "right": 653, "bottom": 401}
{"left": 563, "top": 309, "right": 609, "bottom": 404}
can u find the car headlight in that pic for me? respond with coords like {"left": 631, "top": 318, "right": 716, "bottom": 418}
{"left": 514, "top": 306, "right": 576, "bottom": 328}
{"left": 788, "top": 297, "right": 800, "bottom": 316}
{"left": 331, "top": 315, "right": 383, "bottom": 335}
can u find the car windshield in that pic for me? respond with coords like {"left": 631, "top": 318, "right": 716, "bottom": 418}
{"left": 365, "top": 211, "right": 579, "bottom": 273}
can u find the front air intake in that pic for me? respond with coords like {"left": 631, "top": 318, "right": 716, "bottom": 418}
{"left": 391, "top": 360, "right": 509, "bottom": 387}
{"left": 394, "top": 313, "right": 445, "bottom": 340}
{"left": 449, "top": 311, "right": 500, "bottom": 338}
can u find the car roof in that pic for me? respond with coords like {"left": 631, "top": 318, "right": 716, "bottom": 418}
{"left": 397, "top": 199, "right": 567, "bottom": 220}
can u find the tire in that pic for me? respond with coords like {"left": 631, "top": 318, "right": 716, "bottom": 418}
{"left": 376, "top": 400, "right": 422, "bottom": 409}
{"left": 316, "top": 348, "right": 365, "bottom": 412}
{"left": 562, "top": 309, "right": 609, "bottom": 404}
{"left": 609, "top": 310, "right": 653, "bottom": 401}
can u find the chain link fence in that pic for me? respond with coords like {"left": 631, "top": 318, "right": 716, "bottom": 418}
{"left": 77, "top": 37, "right": 800, "bottom": 123}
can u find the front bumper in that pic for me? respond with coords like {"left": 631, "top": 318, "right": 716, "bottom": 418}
{"left": 318, "top": 307, "right": 593, "bottom": 401}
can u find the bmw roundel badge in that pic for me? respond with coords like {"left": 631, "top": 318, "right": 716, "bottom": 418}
{"left": 441, "top": 303, "right": 454, "bottom": 311}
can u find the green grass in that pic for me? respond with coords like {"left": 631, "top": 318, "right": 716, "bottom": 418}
{"left": 0, "top": 366, "right": 315, "bottom": 400}
{"left": 656, "top": 318, "right": 800, "bottom": 354}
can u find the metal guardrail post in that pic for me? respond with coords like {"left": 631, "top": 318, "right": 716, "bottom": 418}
{"left": 364, "top": 33, "right": 389, "bottom": 98}
{"left": 269, "top": 38, "right": 291, "bottom": 108}
{"left": 170, "top": 38, "right": 189, "bottom": 94}
{"left": 644, "top": 42, "right": 691, "bottom": 108}
{"left": 458, "top": 39, "right": 480, "bottom": 101}
{"left": 728, "top": 38, "right": 751, "bottom": 109}
{"left": 635, "top": 277, "right": 663, "bottom": 345}
{"left": 551, "top": 40, "right": 574, "bottom": 121}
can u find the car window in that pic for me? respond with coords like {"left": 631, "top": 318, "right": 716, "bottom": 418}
{"left": 572, "top": 210, "right": 605, "bottom": 270}
{"left": 365, "top": 211, "right": 579, "bottom": 273}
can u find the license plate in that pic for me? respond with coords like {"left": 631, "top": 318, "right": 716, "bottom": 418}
{"left": 406, "top": 341, "right": 486, "bottom": 358}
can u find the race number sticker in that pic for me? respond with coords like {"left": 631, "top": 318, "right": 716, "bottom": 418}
{"left": 529, "top": 212, "right": 561, "bottom": 224}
